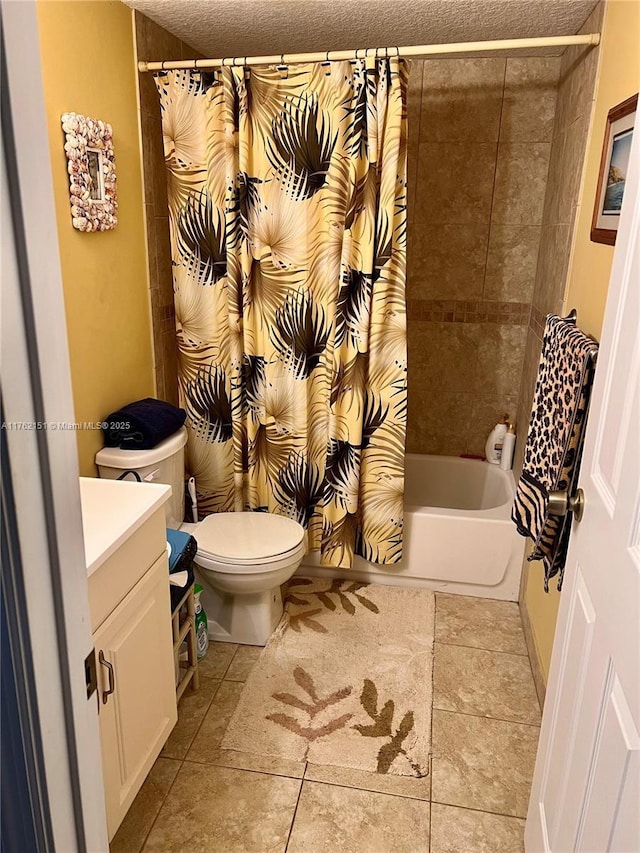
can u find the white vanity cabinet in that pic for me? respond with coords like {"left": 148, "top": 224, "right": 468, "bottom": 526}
{"left": 81, "top": 478, "right": 177, "bottom": 841}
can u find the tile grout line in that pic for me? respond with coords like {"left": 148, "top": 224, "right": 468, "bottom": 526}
{"left": 434, "top": 637, "right": 529, "bottom": 657}
{"left": 433, "top": 706, "right": 541, "bottom": 730}
{"left": 284, "top": 764, "right": 307, "bottom": 853}
{"left": 480, "top": 58, "right": 507, "bottom": 305}
{"left": 137, "top": 755, "right": 185, "bottom": 853}
{"left": 133, "top": 676, "right": 226, "bottom": 851}
{"left": 430, "top": 797, "right": 527, "bottom": 822}
{"left": 162, "top": 677, "right": 223, "bottom": 762}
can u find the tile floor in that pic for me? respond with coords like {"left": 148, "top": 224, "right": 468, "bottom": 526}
{"left": 111, "top": 593, "right": 541, "bottom": 853}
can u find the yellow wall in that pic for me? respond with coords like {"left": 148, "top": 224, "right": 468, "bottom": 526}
{"left": 37, "top": 0, "right": 154, "bottom": 475}
{"left": 525, "top": 0, "right": 640, "bottom": 685}
{"left": 565, "top": 0, "right": 640, "bottom": 339}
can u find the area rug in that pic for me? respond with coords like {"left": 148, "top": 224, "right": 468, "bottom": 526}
{"left": 221, "top": 578, "right": 435, "bottom": 777}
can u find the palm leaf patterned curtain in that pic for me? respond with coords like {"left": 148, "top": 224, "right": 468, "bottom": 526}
{"left": 154, "top": 58, "right": 408, "bottom": 568}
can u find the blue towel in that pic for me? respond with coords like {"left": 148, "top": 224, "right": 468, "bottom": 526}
{"left": 166, "top": 528, "right": 198, "bottom": 611}
{"left": 166, "top": 528, "right": 197, "bottom": 573}
{"left": 102, "top": 398, "right": 186, "bottom": 450}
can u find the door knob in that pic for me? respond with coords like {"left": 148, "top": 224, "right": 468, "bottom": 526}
{"left": 547, "top": 488, "right": 585, "bottom": 522}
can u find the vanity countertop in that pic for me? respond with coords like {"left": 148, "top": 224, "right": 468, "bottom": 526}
{"left": 80, "top": 477, "right": 171, "bottom": 576}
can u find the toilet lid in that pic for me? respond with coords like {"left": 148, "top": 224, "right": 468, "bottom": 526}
{"left": 194, "top": 512, "right": 305, "bottom": 565}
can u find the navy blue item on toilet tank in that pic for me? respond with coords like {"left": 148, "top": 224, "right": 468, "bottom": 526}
{"left": 102, "top": 397, "right": 186, "bottom": 449}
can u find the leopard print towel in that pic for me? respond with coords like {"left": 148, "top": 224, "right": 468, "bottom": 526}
{"left": 512, "top": 314, "right": 598, "bottom": 591}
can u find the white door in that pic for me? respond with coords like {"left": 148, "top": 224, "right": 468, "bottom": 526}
{"left": 2, "top": 2, "right": 108, "bottom": 849}
{"left": 525, "top": 127, "right": 640, "bottom": 848}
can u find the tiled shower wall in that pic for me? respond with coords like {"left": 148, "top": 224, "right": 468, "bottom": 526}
{"left": 134, "top": 11, "right": 200, "bottom": 407}
{"left": 514, "top": 3, "right": 603, "bottom": 475}
{"left": 406, "top": 56, "right": 561, "bottom": 456}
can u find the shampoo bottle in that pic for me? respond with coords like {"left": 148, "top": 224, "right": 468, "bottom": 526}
{"left": 500, "top": 422, "right": 516, "bottom": 471}
{"left": 485, "top": 414, "right": 509, "bottom": 465}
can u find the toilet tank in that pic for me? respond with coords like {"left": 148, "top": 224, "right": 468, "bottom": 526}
{"left": 95, "top": 427, "right": 188, "bottom": 528}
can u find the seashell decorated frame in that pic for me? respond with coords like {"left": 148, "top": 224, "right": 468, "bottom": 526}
{"left": 61, "top": 112, "right": 117, "bottom": 231}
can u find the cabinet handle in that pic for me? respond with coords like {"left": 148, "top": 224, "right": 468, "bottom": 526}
{"left": 98, "top": 650, "right": 115, "bottom": 705}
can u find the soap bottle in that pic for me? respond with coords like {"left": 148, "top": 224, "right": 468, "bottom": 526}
{"left": 193, "top": 584, "right": 209, "bottom": 659}
{"left": 500, "top": 422, "right": 516, "bottom": 471}
{"left": 485, "top": 414, "right": 509, "bottom": 465}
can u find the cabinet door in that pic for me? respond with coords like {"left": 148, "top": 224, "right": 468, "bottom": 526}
{"left": 94, "top": 554, "right": 177, "bottom": 840}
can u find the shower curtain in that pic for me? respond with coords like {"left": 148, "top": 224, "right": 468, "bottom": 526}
{"left": 154, "top": 57, "right": 408, "bottom": 568}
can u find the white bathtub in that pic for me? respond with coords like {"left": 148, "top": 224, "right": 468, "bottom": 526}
{"left": 299, "top": 454, "right": 525, "bottom": 600}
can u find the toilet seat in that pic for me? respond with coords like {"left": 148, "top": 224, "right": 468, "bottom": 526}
{"left": 193, "top": 511, "right": 305, "bottom": 572}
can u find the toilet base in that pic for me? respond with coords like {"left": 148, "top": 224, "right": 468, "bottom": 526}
{"left": 200, "top": 583, "right": 284, "bottom": 646}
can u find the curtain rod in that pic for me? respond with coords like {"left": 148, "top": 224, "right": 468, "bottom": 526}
{"left": 137, "top": 33, "right": 599, "bottom": 72}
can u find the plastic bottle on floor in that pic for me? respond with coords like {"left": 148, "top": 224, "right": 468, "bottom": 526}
{"left": 193, "top": 584, "right": 209, "bottom": 659}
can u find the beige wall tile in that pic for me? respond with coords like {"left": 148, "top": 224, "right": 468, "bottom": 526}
{"left": 406, "top": 388, "right": 472, "bottom": 455}
{"left": 513, "top": 328, "right": 543, "bottom": 477}
{"left": 420, "top": 59, "right": 505, "bottom": 143}
{"left": 501, "top": 58, "right": 560, "bottom": 143}
{"left": 475, "top": 324, "right": 527, "bottom": 396}
{"left": 406, "top": 60, "right": 423, "bottom": 221}
{"left": 541, "top": 128, "right": 566, "bottom": 226}
{"left": 408, "top": 323, "right": 480, "bottom": 394}
{"left": 491, "top": 143, "right": 551, "bottom": 225}
{"left": 484, "top": 224, "right": 541, "bottom": 303}
{"left": 154, "top": 217, "right": 174, "bottom": 303}
{"left": 532, "top": 223, "right": 572, "bottom": 316}
{"left": 465, "top": 394, "right": 518, "bottom": 456}
{"left": 416, "top": 142, "right": 497, "bottom": 225}
{"left": 555, "top": 3, "right": 603, "bottom": 133}
{"left": 408, "top": 224, "right": 489, "bottom": 300}
{"left": 557, "top": 115, "right": 589, "bottom": 223}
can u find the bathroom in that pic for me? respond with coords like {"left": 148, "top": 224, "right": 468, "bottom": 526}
{"left": 2, "top": 0, "right": 639, "bottom": 851}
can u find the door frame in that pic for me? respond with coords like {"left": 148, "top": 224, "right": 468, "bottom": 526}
{"left": 1, "top": 2, "right": 108, "bottom": 850}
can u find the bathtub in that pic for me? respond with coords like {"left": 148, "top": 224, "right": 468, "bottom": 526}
{"left": 299, "top": 454, "right": 526, "bottom": 601}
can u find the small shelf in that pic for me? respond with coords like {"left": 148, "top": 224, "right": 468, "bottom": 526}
{"left": 172, "top": 586, "right": 199, "bottom": 701}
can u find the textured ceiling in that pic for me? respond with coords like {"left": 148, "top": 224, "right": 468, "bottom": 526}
{"left": 124, "top": 0, "right": 599, "bottom": 59}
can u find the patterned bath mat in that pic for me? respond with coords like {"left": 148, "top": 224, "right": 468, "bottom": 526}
{"left": 221, "top": 578, "right": 435, "bottom": 777}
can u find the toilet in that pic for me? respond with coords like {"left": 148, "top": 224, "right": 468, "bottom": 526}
{"left": 95, "top": 428, "right": 305, "bottom": 646}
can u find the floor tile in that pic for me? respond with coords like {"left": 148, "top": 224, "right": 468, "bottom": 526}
{"left": 286, "top": 781, "right": 430, "bottom": 852}
{"left": 185, "top": 751, "right": 305, "bottom": 779}
{"left": 225, "top": 645, "right": 263, "bottom": 682}
{"left": 433, "top": 644, "right": 541, "bottom": 724}
{"left": 111, "top": 757, "right": 180, "bottom": 853}
{"left": 304, "top": 762, "right": 431, "bottom": 801}
{"left": 162, "top": 679, "right": 220, "bottom": 760}
{"left": 197, "top": 641, "right": 237, "bottom": 680}
{"left": 185, "top": 681, "right": 244, "bottom": 763}
{"left": 430, "top": 803, "right": 525, "bottom": 853}
{"left": 142, "top": 764, "right": 301, "bottom": 852}
{"left": 435, "top": 594, "right": 528, "bottom": 655}
{"left": 431, "top": 709, "right": 539, "bottom": 817}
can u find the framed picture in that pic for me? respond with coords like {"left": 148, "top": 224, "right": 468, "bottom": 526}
{"left": 590, "top": 93, "right": 637, "bottom": 245}
{"left": 61, "top": 112, "right": 118, "bottom": 232}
